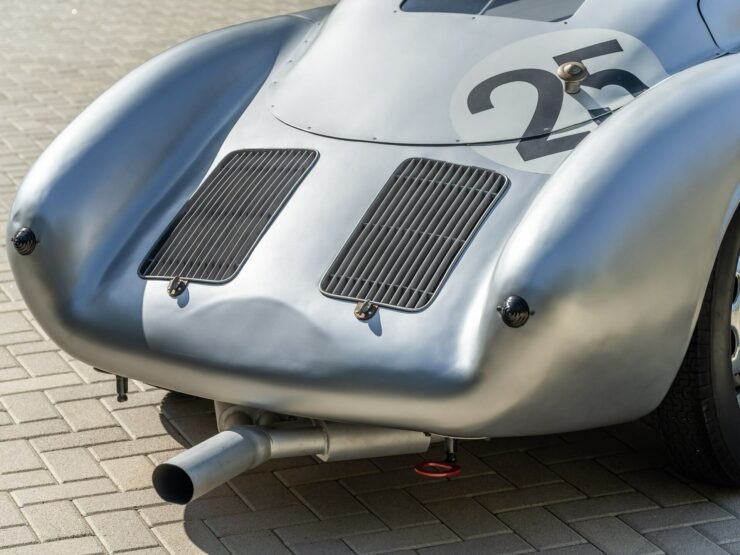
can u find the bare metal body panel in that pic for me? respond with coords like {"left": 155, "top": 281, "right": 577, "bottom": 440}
{"left": 701, "top": 0, "right": 740, "bottom": 53}
{"left": 8, "top": 0, "right": 740, "bottom": 437}
{"left": 271, "top": 0, "right": 713, "bottom": 144}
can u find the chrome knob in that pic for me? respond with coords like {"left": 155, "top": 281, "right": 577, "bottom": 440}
{"left": 557, "top": 61, "right": 589, "bottom": 95}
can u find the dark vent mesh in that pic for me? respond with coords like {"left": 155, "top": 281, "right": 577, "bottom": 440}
{"left": 140, "top": 149, "right": 318, "bottom": 283}
{"left": 321, "top": 158, "right": 507, "bottom": 311}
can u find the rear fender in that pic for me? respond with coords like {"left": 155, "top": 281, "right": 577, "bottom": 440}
{"left": 7, "top": 13, "right": 321, "bottom": 354}
{"left": 480, "top": 54, "right": 740, "bottom": 434}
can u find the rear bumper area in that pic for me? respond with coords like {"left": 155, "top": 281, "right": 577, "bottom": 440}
{"left": 14, "top": 271, "right": 666, "bottom": 439}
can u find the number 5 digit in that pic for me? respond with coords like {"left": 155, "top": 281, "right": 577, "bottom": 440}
{"left": 467, "top": 39, "right": 649, "bottom": 162}
{"left": 468, "top": 69, "right": 591, "bottom": 162}
{"left": 554, "top": 39, "right": 649, "bottom": 98}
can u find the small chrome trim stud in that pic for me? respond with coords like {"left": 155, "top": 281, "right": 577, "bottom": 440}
{"left": 497, "top": 296, "right": 532, "bottom": 328}
{"left": 354, "top": 300, "right": 379, "bottom": 321}
{"left": 557, "top": 61, "right": 589, "bottom": 94}
{"left": 11, "top": 227, "right": 37, "bottom": 256}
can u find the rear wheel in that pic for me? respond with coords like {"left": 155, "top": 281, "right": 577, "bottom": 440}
{"left": 654, "top": 208, "right": 740, "bottom": 485}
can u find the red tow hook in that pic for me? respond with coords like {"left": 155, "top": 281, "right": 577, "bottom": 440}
{"left": 414, "top": 438, "right": 462, "bottom": 478}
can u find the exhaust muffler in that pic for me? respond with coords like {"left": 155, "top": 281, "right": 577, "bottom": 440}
{"left": 152, "top": 422, "right": 433, "bottom": 504}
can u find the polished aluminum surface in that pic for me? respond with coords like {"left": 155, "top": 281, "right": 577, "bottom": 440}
{"left": 270, "top": 0, "right": 712, "bottom": 145}
{"left": 701, "top": 0, "right": 740, "bottom": 53}
{"left": 8, "top": 0, "right": 740, "bottom": 438}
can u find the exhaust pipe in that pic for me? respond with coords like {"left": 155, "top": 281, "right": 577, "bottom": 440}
{"left": 153, "top": 422, "right": 433, "bottom": 504}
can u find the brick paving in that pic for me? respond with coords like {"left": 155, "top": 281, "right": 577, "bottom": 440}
{"left": 0, "top": 1, "right": 739, "bottom": 553}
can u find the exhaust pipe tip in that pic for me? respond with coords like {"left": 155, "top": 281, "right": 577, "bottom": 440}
{"left": 151, "top": 422, "right": 434, "bottom": 505}
{"left": 152, "top": 464, "right": 194, "bottom": 505}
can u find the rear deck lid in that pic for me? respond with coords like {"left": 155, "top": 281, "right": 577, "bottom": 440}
{"left": 270, "top": 0, "right": 716, "bottom": 145}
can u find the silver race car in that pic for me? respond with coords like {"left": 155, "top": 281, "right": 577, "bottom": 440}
{"left": 9, "top": 0, "right": 740, "bottom": 502}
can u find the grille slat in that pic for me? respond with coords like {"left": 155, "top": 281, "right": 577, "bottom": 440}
{"left": 201, "top": 152, "right": 291, "bottom": 281}
{"left": 420, "top": 174, "right": 506, "bottom": 292}
{"left": 357, "top": 160, "right": 449, "bottom": 301}
{"left": 149, "top": 153, "right": 244, "bottom": 272}
{"left": 207, "top": 150, "right": 300, "bottom": 282}
{"left": 381, "top": 163, "right": 467, "bottom": 306}
{"left": 154, "top": 151, "right": 267, "bottom": 278}
{"left": 140, "top": 149, "right": 318, "bottom": 283}
{"left": 334, "top": 158, "right": 432, "bottom": 298}
{"left": 397, "top": 172, "right": 489, "bottom": 308}
{"left": 321, "top": 158, "right": 507, "bottom": 311}
{"left": 179, "top": 151, "right": 278, "bottom": 279}
{"left": 156, "top": 151, "right": 262, "bottom": 276}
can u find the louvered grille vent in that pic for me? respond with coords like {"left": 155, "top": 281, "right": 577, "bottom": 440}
{"left": 140, "top": 149, "right": 318, "bottom": 283}
{"left": 321, "top": 158, "right": 507, "bottom": 311}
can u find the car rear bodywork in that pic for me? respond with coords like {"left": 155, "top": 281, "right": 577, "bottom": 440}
{"left": 8, "top": 0, "right": 740, "bottom": 438}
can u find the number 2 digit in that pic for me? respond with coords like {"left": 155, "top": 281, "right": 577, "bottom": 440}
{"left": 467, "top": 40, "right": 649, "bottom": 162}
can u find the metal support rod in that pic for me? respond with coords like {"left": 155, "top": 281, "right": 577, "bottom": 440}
{"left": 116, "top": 376, "right": 128, "bottom": 403}
{"left": 445, "top": 437, "right": 457, "bottom": 463}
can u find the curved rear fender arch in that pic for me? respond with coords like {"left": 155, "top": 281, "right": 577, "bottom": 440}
{"left": 477, "top": 54, "right": 740, "bottom": 434}
{"left": 6, "top": 13, "right": 321, "bottom": 356}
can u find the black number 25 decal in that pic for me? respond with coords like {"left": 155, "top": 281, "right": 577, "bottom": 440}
{"left": 467, "top": 40, "right": 649, "bottom": 162}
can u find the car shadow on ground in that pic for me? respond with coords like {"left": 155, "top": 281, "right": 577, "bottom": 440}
{"left": 155, "top": 391, "right": 730, "bottom": 553}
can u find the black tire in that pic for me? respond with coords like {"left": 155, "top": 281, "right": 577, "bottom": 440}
{"left": 654, "top": 208, "right": 740, "bottom": 485}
